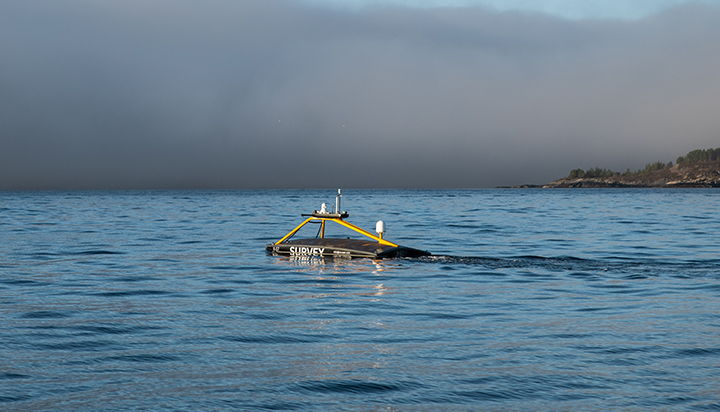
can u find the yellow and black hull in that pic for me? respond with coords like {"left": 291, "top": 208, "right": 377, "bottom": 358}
{"left": 266, "top": 238, "right": 430, "bottom": 259}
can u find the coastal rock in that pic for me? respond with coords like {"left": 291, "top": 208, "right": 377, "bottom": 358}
{"left": 541, "top": 162, "right": 720, "bottom": 188}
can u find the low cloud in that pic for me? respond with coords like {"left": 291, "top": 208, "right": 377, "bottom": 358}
{"left": 1, "top": 0, "right": 719, "bottom": 189}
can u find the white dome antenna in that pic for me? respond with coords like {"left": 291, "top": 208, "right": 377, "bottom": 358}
{"left": 375, "top": 220, "right": 386, "bottom": 239}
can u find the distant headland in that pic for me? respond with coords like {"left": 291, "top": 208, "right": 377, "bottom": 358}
{"left": 510, "top": 148, "right": 720, "bottom": 188}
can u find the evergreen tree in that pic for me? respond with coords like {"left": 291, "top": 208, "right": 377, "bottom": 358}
{"left": 565, "top": 147, "right": 717, "bottom": 180}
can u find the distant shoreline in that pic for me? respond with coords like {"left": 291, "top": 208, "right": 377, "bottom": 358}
{"left": 505, "top": 149, "right": 720, "bottom": 188}
{"left": 502, "top": 183, "right": 720, "bottom": 188}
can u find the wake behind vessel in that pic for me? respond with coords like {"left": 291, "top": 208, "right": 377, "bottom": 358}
{"left": 265, "top": 190, "right": 430, "bottom": 259}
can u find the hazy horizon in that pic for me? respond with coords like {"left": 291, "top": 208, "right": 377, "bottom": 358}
{"left": 2, "top": 0, "right": 720, "bottom": 190}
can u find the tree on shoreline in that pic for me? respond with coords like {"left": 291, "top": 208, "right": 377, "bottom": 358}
{"left": 676, "top": 148, "right": 720, "bottom": 164}
{"left": 566, "top": 148, "right": 717, "bottom": 179}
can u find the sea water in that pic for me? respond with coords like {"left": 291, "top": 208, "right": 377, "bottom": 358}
{"left": 1, "top": 189, "right": 719, "bottom": 411}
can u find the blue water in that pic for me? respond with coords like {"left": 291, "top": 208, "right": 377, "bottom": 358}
{"left": 1, "top": 189, "right": 719, "bottom": 411}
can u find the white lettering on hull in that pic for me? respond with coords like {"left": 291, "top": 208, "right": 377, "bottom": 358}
{"left": 289, "top": 246, "right": 325, "bottom": 256}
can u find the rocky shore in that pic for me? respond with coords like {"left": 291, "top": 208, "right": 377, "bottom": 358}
{"left": 511, "top": 161, "right": 720, "bottom": 188}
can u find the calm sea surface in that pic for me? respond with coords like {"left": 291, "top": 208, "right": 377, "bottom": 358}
{"left": 1, "top": 189, "right": 719, "bottom": 411}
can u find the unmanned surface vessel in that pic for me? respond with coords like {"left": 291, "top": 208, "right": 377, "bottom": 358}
{"left": 266, "top": 190, "right": 430, "bottom": 259}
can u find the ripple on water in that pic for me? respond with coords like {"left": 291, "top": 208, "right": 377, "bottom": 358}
{"left": 291, "top": 379, "right": 424, "bottom": 395}
{"left": 2, "top": 189, "right": 720, "bottom": 411}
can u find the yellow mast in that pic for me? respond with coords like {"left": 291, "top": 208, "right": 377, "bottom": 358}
{"left": 272, "top": 216, "right": 398, "bottom": 247}
{"left": 272, "top": 190, "right": 399, "bottom": 247}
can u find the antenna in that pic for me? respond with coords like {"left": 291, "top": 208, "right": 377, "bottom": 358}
{"left": 335, "top": 189, "right": 341, "bottom": 215}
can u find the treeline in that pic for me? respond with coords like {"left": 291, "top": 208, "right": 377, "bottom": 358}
{"left": 568, "top": 161, "right": 672, "bottom": 179}
{"left": 676, "top": 148, "right": 720, "bottom": 164}
{"left": 567, "top": 148, "right": 718, "bottom": 179}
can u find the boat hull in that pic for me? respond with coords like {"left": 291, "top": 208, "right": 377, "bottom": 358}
{"left": 266, "top": 238, "right": 431, "bottom": 259}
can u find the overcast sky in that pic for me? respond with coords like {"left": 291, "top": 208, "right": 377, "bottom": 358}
{"left": 2, "top": 0, "right": 719, "bottom": 189}
{"left": 305, "top": 0, "right": 720, "bottom": 19}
